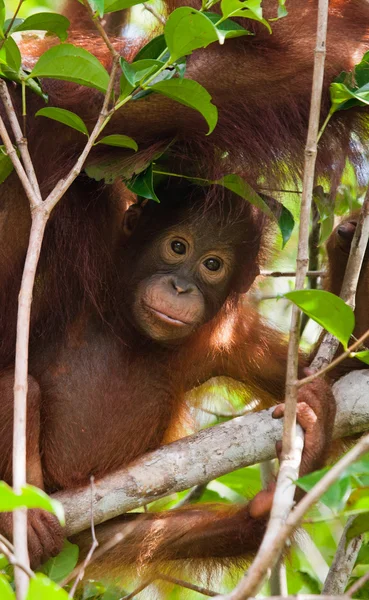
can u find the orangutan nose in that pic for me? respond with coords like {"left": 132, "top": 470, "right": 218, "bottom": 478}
{"left": 170, "top": 277, "right": 195, "bottom": 294}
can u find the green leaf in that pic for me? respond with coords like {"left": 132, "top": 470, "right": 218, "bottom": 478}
{"left": 104, "top": 0, "right": 146, "bottom": 12}
{"left": 126, "top": 164, "right": 159, "bottom": 201}
{"left": 29, "top": 44, "right": 109, "bottom": 94}
{"left": 134, "top": 34, "right": 167, "bottom": 61}
{"left": 0, "top": 146, "right": 14, "bottom": 184}
{"left": 35, "top": 108, "right": 88, "bottom": 136}
{"left": 347, "top": 512, "right": 369, "bottom": 540}
{"left": 3, "top": 18, "right": 23, "bottom": 34}
{"left": 220, "top": 0, "right": 271, "bottom": 33}
{"left": 120, "top": 57, "right": 162, "bottom": 86}
{"left": 278, "top": 204, "right": 295, "bottom": 247}
{"left": 151, "top": 78, "right": 218, "bottom": 134}
{"left": 95, "top": 134, "right": 138, "bottom": 150}
{"left": 353, "top": 350, "right": 369, "bottom": 365}
{"left": 204, "top": 12, "right": 252, "bottom": 43}
{"left": 346, "top": 488, "right": 369, "bottom": 515}
{"left": 214, "top": 174, "right": 274, "bottom": 217}
{"left": 0, "top": 554, "right": 8, "bottom": 568}
{"left": 277, "top": 0, "right": 288, "bottom": 18}
{"left": 0, "top": 36, "right": 21, "bottom": 73}
{"left": 0, "top": 482, "right": 65, "bottom": 525}
{"left": 41, "top": 541, "right": 79, "bottom": 584}
{"left": 164, "top": 7, "right": 218, "bottom": 62}
{"left": 285, "top": 289, "right": 355, "bottom": 349}
{"left": 26, "top": 574, "right": 69, "bottom": 599}
{"left": 85, "top": 0, "right": 105, "bottom": 17}
{"left": 119, "top": 74, "right": 134, "bottom": 100}
{"left": 0, "top": 0, "right": 5, "bottom": 35}
{"left": 297, "top": 468, "right": 352, "bottom": 512}
{"left": 329, "top": 53, "right": 369, "bottom": 114}
{"left": 0, "top": 575, "right": 15, "bottom": 600}
{"left": 12, "top": 13, "right": 70, "bottom": 41}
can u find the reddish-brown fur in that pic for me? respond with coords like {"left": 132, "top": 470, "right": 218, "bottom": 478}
{"left": 1, "top": 0, "right": 369, "bottom": 368}
{"left": 0, "top": 182, "right": 336, "bottom": 573}
{"left": 0, "top": 0, "right": 366, "bottom": 579}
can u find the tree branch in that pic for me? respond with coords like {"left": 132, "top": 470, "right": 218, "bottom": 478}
{"left": 53, "top": 369, "right": 369, "bottom": 537}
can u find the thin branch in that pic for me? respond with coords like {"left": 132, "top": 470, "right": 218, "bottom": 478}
{"left": 300, "top": 200, "right": 321, "bottom": 335}
{"left": 260, "top": 462, "right": 288, "bottom": 597}
{"left": 159, "top": 574, "right": 218, "bottom": 597}
{"left": 347, "top": 569, "right": 369, "bottom": 597}
{"left": 0, "top": 540, "right": 34, "bottom": 579}
{"left": 44, "top": 57, "right": 119, "bottom": 212}
{"left": 174, "top": 483, "right": 208, "bottom": 508}
{"left": 69, "top": 477, "right": 99, "bottom": 597}
{"left": 3, "top": 0, "right": 25, "bottom": 40}
{"left": 81, "top": 0, "right": 119, "bottom": 58}
{"left": 120, "top": 578, "right": 154, "bottom": 599}
{"left": 322, "top": 515, "right": 362, "bottom": 595}
{"left": 143, "top": 2, "right": 166, "bottom": 25}
{"left": 298, "top": 325, "right": 369, "bottom": 387}
{"left": 0, "top": 80, "right": 41, "bottom": 200}
{"left": 0, "top": 114, "right": 39, "bottom": 209}
{"left": 260, "top": 270, "right": 324, "bottom": 278}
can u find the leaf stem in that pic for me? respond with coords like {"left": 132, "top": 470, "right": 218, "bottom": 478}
{"left": 317, "top": 108, "right": 334, "bottom": 143}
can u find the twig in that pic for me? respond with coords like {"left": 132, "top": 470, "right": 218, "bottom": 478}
{"left": 200, "top": 407, "right": 249, "bottom": 418}
{"left": 0, "top": 114, "right": 39, "bottom": 209}
{"left": 214, "top": 433, "right": 369, "bottom": 600}
{"left": 0, "top": 80, "right": 41, "bottom": 200}
{"left": 174, "top": 483, "right": 208, "bottom": 508}
{"left": 248, "top": 596, "right": 350, "bottom": 600}
{"left": 3, "top": 0, "right": 25, "bottom": 41}
{"left": 120, "top": 578, "right": 154, "bottom": 599}
{"left": 61, "top": 532, "right": 125, "bottom": 588}
{"left": 347, "top": 569, "right": 369, "bottom": 597}
{"left": 258, "top": 188, "right": 302, "bottom": 194}
{"left": 69, "top": 477, "right": 99, "bottom": 597}
{"left": 260, "top": 462, "right": 288, "bottom": 597}
{"left": 311, "top": 192, "right": 369, "bottom": 373}
{"left": 121, "top": 574, "right": 218, "bottom": 599}
{"left": 159, "top": 573, "right": 218, "bottom": 596}
{"left": 322, "top": 516, "right": 362, "bottom": 595}
{"left": 143, "top": 2, "right": 166, "bottom": 25}
{"left": 300, "top": 200, "right": 321, "bottom": 335}
{"left": 0, "top": 540, "right": 34, "bottom": 579}
{"left": 298, "top": 326, "right": 369, "bottom": 387}
{"left": 81, "top": 0, "right": 119, "bottom": 58}
{"left": 0, "top": 533, "right": 14, "bottom": 553}
{"left": 44, "top": 57, "right": 119, "bottom": 211}
{"left": 260, "top": 270, "right": 324, "bottom": 278}
{"left": 216, "top": 3, "right": 330, "bottom": 598}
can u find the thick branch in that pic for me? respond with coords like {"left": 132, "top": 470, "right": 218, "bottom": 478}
{"left": 54, "top": 369, "right": 369, "bottom": 537}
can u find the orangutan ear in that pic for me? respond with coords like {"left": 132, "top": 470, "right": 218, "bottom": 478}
{"left": 233, "top": 264, "right": 260, "bottom": 294}
{"left": 122, "top": 201, "right": 147, "bottom": 238}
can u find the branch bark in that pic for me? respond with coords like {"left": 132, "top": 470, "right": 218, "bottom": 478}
{"left": 322, "top": 515, "right": 362, "bottom": 595}
{"left": 53, "top": 369, "right": 369, "bottom": 537}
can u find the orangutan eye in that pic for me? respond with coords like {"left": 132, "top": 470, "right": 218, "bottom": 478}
{"left": 203, "top": 257, "right": 221, "bottom": 271}
{"left": 171, "top": 240, "right": 186, "bottom": 255}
